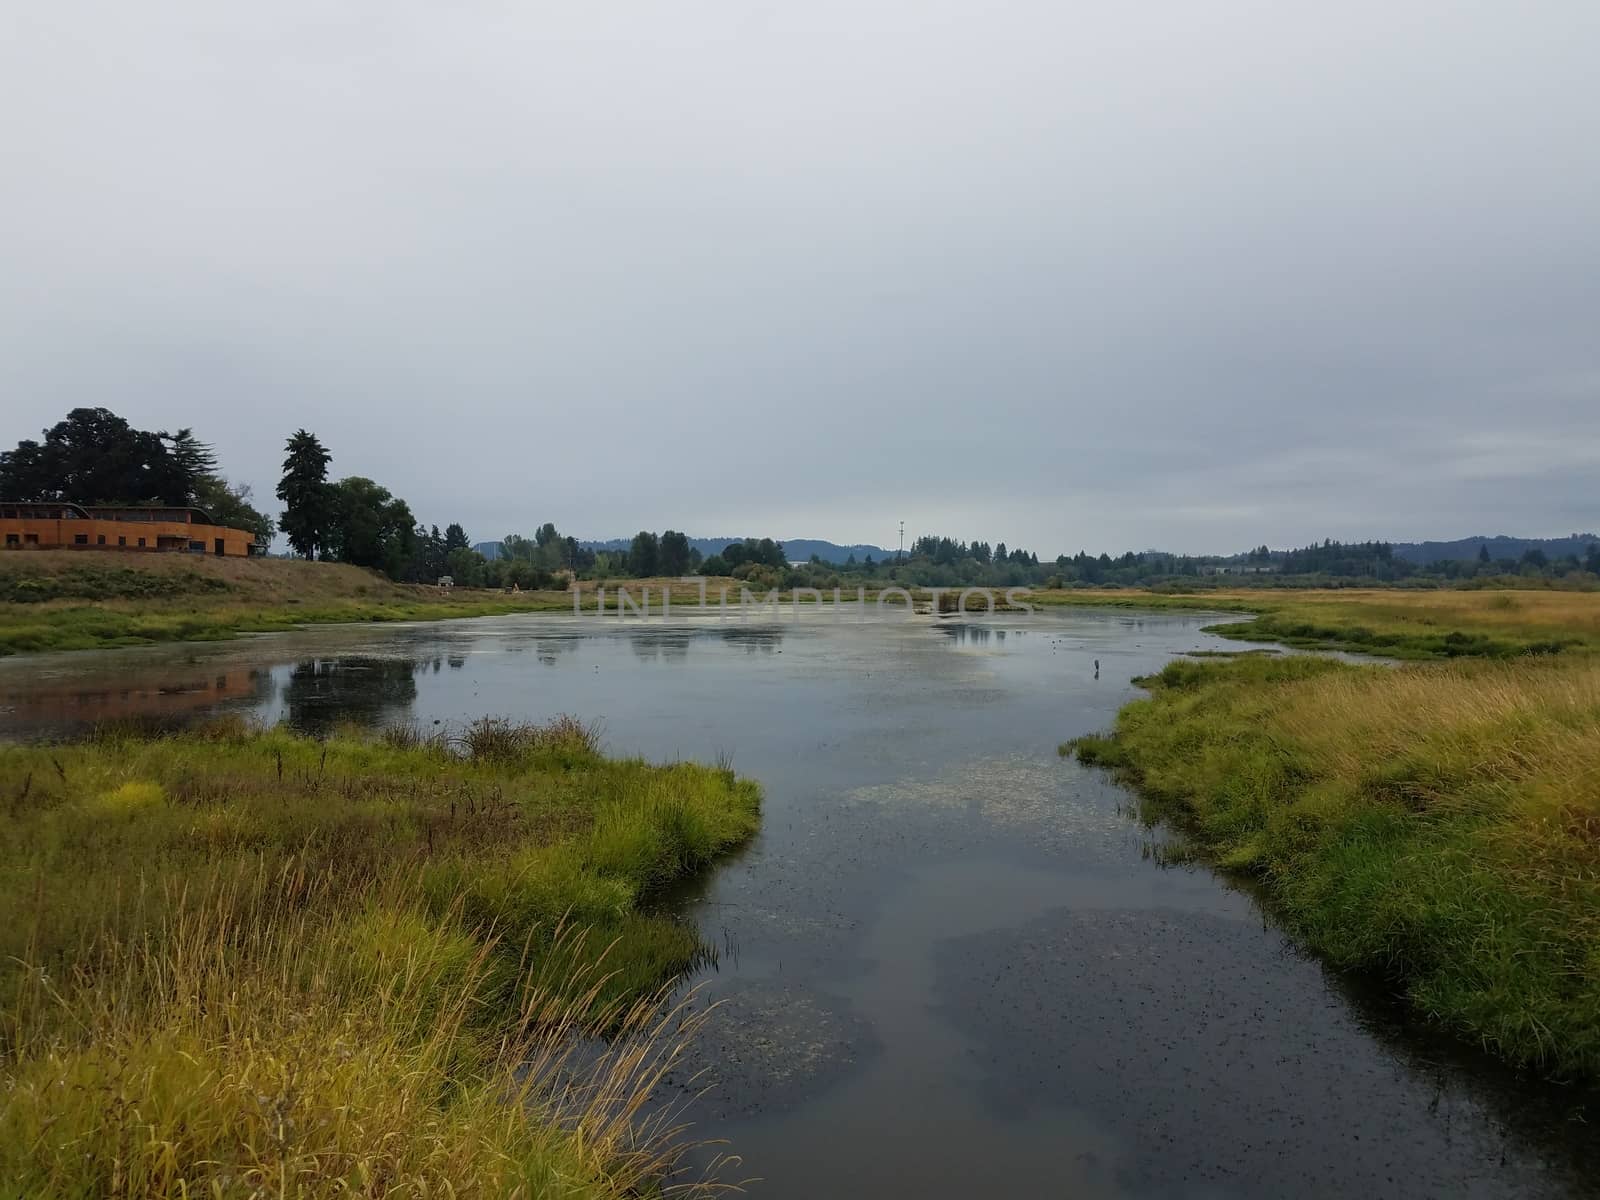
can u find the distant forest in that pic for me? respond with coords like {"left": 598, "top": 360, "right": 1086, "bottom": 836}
{"left": 5, "top": 408, "right": 1597, "bottom": 591}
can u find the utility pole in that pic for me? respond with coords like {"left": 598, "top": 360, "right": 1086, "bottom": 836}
{"left": 897, "top": 520, "right": 904, "bottom": 563}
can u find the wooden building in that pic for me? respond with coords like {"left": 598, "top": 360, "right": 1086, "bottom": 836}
{"left": 0, "top": 502, "right": 259, "bottom": 556}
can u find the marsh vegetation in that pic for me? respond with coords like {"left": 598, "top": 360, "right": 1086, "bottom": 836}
{"left": 1035, "top": 585, "right": 1600, "bottom": 658}
{"left": 0, "top": 716, "right": 759, "bottom": 1197}
{"left": 1067, "top": 652, "right": 1600, "bottom": 1077}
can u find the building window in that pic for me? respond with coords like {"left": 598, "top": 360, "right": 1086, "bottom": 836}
{"left": 118, "top": 536, "right": 126, "bottom": 546}
{"left": 137, "top": 537, "right": 146, "bottom": 547}
{"left": 4, "top": 533, "right": 17, "bottom": 546}
{"left": 97, "top": 535, "right": 106, "bottom": 545}
{"left": 74, "top": 534, "right": 89, "bottom": 545}
{"left": 25, "top": 534, "right": 39, "bottom": 544}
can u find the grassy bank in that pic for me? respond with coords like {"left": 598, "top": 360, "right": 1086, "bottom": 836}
{"left": 0, "top": 717, "right": 760, "bottom": 1196}
{"left": 0, "top": 552, "right": 586, "bottom": 655}
{"left": 0, "top": 554, "right": 895, "bottom": 657}
{"left": 1066, "top": 653, "right": 1600, "bottom": 1077}
{"left": 1032, "top": 585, "right": 1600, "bottom": 657}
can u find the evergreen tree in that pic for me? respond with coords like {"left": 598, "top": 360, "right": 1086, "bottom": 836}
{"left": 276, "top": 429, "right": 333, "bottom": 559}
{"left": 161, "top": 428, "right": 218, "bottom": 497}
{"left": 658, "top": 529, "right": 691, "bottom": 576}
{"left": 628, "top": 530, "right": 659, "bottom": 576}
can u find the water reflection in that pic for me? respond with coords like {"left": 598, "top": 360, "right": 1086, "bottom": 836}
{"left": 719, "top": 627, "right": 784, "bottom": 654}
{"left": 937, "top": 623, "right": 1009, "bottom": 646}
{"left": 278, "top": 656, "right": 423, "bottom": 736}
{"left": 0, "top": 613, "right": 1595, "bottom": 1199}
{"left": 0, "top": 666, "right": 274, "bottom": 738}
{"left": 629, "top": 629, "right": 694, "bottom": 663}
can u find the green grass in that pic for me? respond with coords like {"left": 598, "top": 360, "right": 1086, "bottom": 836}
{"left": 1064, "top": 653, "right": 1600, "bottom": 1078}
{"left": 0, "top": 554, "right": 894, "bottom": 656}
{"left": 0, "top": 564, "right": 237, "bottom": 604}
{"left": 0, "top": 552, "right": 591, "bottom": 655}
{"left": 1032, "top": 585, "right": 1600, "bottom": 658}
{"left": 0, "top": 716, "right": 760, "bottom": 1196}
{"left": 0, "top": 593, "right": 582, "bottom": 655}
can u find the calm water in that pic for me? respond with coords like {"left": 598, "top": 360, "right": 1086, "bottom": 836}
{"left": 1, "top": 609, "right": 1594, "bottom": 1198}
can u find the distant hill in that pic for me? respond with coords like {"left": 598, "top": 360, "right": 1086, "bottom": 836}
{"left": 474, "top": 536, "right": 894, "bottom": 565}
{"left": 1390, "top": 533, "right": 1599, "bottom": 565}
{"left": 578, "top": 536, "right": 895, "bottom": 564}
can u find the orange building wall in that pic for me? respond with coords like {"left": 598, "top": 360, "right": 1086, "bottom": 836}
{"left": 0, "top": 516, "right": 255, "bottom": 556}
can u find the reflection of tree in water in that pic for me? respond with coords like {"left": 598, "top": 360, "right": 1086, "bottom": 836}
{"left": 532, "top": 637, "right": 581, "bottom": 667}
{"left": 719, "top": 627, "right": 784, "bottom": 655}
{"left": 629, "top": 629, "right": 693, "bottom": 663}
{"left": 937, "top": 624, "right": 1006, "bottom": 646}
{"left": 281, "top": 657, "right": 421, "bottom": 736}
{"left": 415, "top": 654, "right": 467, "bottom": 674}
{"left": 0, "top": 666, "right": 276, "bottom": 739}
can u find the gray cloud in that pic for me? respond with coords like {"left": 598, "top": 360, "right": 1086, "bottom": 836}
{"left": 3, "top": 1, "right": 1597, "bottom": 555}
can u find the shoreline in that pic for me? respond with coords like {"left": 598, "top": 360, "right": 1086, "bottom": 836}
{"left": 0, "top": 717, "right": 761, "bottom": 1196}
{"left": 9, "top": 560, "right": 1600, "bottom": 661}
{"left": 1067, "top": 651, "right": 1600, "bottom": 1080}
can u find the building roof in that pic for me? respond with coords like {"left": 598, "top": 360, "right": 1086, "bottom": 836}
{"left": 84, "top": 504, "right": 221, "bottom": 524}
{"left": 0, "top": 501, "right": 224, "bottom": 525}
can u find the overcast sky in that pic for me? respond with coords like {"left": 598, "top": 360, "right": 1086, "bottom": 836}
{"left": 3, "top": 2, "right": 1597, "bottom": 556}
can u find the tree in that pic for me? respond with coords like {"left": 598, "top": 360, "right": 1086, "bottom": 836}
{"left": 161, "top": 428, "right": 218, "bottom": 492}
{"left": 0, "top": 407, "right": 191, "bottom": 504}
{"left": 659, "top": 529, "right": 691, "bottom": 576}
{"left": 445, "top": 546, "right": 486, "bottom": 587}
{"left": 444, "top": 522, "right": 471, "bottom": 553}
{"left": 1478, "top": 543, "right": 1492, "bottom": 566}
{"left": 276, "top": 430, "right": 333, "bottom": 559}
{"left": 400, "top": 523, "right": 448, "bottom": 583}
{"left": 193, "top": 475, "right": 275, "bottom": 552}
{"left": 628, "top": 531, "right": 659, "bottom": 576}
{"left": 500, "top": 533, "right": 535, "bottom": 563}
{"left": 323, "top": 477, "right": 417, "bottom": 577}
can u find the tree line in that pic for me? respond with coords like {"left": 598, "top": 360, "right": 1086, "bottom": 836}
{"left": 9, "top": 410, "right": 1597, "bottom": 590}
{"left": 0, "top": 407, "right": 275, "bottom": 550}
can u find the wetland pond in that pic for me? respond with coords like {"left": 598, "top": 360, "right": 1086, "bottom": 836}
{"left": 1, "top": 608, "right": 1595, "bottom": 1199}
